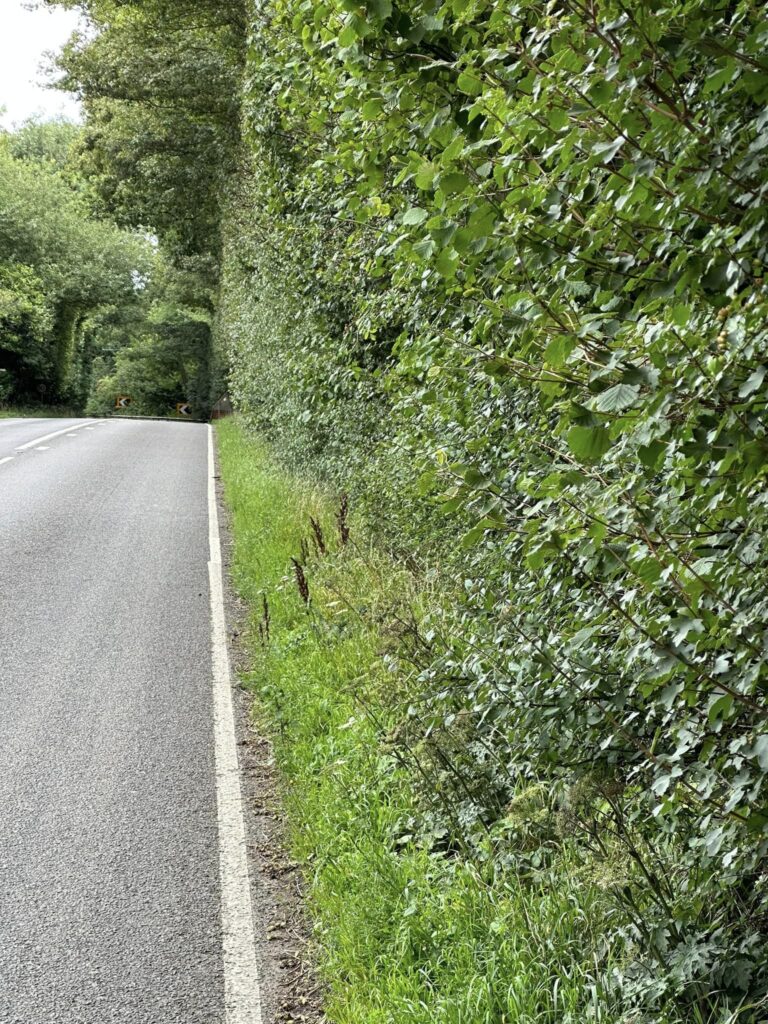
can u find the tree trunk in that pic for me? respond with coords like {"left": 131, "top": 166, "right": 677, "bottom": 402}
{"left": 53, "top": 300, "right": 83, "bottom": 398}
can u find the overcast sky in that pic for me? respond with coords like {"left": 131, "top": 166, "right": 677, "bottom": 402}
{"left": 0, "top": 1, "right": 83, "bottom": 129}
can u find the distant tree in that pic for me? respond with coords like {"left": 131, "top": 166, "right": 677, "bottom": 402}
{"left": 41, "top": 0, "right": 247, "bottom": 413}
{"left": 0, "top": 133, "right": 153, "bottom": 400}
{"left": 46, "top": 0, "right": 245, "bottom": 270}
{"left": 7, "top": 117, "right": 81, "bottom": 170}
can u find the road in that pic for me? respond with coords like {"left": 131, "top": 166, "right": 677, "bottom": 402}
{"left": 0, "top": 418, "right": 260, "bottom": 1023}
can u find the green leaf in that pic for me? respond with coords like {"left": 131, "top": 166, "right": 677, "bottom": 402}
{"left": 461, "top": 466, "right": 491, "bottom": 487}
{"left": 412, "top": 237, "right": 436, "bottom": 259}
{"left": 567, "top": 425, "right": 611, "bottom": 461}
{"left": 592, "top": 137, "right": 624, "bottom": 162}
{"left": 457, "top": 70, "right": 482, "bottom": 97}
{"left": 435, "top": 247, "right": 460, "bottom": 278}
{"left": 544, "top": 335, "right": 576, "bottom": 367}
{"left": 416, "top": 468, "right": 437, "bottom": 495}
{"left": 594, "top": 383, "right": 640, "bottom": 413}
{"left": 671, "top": 304, "right": 690, "bottom": 326}
{"left": 669, "top": 615, "right": 704, "bottom": 645}
{"left": 738, "top": 365, "right": 765, "bottom": 397}
{"left": 482, "top": 357, "right": 511, "bottom": 380}
{"left": 638, "top": 440, "right": 665, "bottom": 470}
{"left": 338, "top": 23, "right": 358, "bottom": 47}
{"left": 753, "top": 735, "right": 768, "bottom": 770}
{"left": 548, "top": 108, "right": 568, "bottom": 131}
{"left": 365, "top": 0, "right": 392, "bottom": 18}
{"left": 414, "top": 162, "right": 437, "bottom": 190}
{"left": 526, "top": 543, "right": 558, "bottom": 570}
{"left": 439, "top": 171, "right": 470, "bottom": 195}
{"left": 702, "top": 64, "right": 737, "bottom": 95}
{"left": 361, "top": 98, "right": 384, "bottom": 120}
{"left": 402, "top": 207, "right": 428, "bottom": 225}
{"left": 708, "top": 693, "right": 734, "bottom": 724}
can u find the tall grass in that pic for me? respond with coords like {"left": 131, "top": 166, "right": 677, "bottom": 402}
{"left": 217, "top": 418, "right": 639, "bottom": 1024}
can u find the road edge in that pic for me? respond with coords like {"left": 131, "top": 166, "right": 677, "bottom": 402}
{"left": 211, "top": 423, "right": 327, "bottom": 1024}
{"left": 208, "top": 424, "right": 264, "bottom": 1024}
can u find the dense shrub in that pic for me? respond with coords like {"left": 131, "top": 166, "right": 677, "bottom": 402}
{"left": 219, "top": 0, "right": 768, "bottom": 1017}
{"left": 219, "top": 420, "right": 631, "bottom": 1024}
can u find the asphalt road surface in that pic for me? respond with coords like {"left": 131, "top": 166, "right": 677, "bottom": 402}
{"left": 0, "top": 418, "right": 257, "bottom": 1023}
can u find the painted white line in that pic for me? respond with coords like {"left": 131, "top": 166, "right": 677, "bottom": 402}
{"left": 208, "top": 425, "right": 263, "bottom": 1024}
{"left": 35, "top": 446, "right": 51, "bottom": 452}
{"left": 15, "top": 421, "right": 101, "bottom": 452}
{"left": 0, "top": 457, "right": 14, "bottom": 467}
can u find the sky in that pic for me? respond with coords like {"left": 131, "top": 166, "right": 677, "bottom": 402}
{"left": 0, "top": 1, "right": 83, "bottom": 129}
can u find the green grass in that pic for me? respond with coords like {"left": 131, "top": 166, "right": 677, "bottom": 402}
{"left": 217, "top": 417, "right": 627, "bottom": 1024}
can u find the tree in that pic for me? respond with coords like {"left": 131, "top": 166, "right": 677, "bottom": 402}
{"left": 85, "top": 258, "right": 214, "bottom": 418}
{"left": 42, "top": 0, "right": 247, "bottom": 412}
{"left": 0, "top": 126, "right": 153, "bottom": 400}
{"left": 47, "top": 0, "right": 245, "bottom": 268}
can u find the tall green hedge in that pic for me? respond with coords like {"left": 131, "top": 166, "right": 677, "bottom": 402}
{"left": 221, "top": 0, "right": 768, "bottom": 1016}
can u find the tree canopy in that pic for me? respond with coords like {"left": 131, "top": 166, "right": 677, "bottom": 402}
{"left": 0, "top": 121, "right": 153, "bottom": 401}
{"left": 38, "top": 0, "right": 247, "bottom": 413}
{"left": 47, "top": 0, "right": 245, "bottom": 267}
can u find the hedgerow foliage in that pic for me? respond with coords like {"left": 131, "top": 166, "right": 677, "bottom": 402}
{"left": 221, "top": 0, "right": 768, "bottom": 1017}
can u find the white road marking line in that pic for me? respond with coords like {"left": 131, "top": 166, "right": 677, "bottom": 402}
{"left": 0, "top": 457, "right": 14, "bottom": 467}
{"left": 35, "top": 447, "right": 51, "bottom": 451}
{"left": 15, "top": 421, "right": 102, "bottom": 452}
{"left": 208, "top": 425, "right": 263, "bottom": 1024}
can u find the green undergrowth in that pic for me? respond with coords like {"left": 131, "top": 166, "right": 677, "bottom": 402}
{"left": 0, "top": 405, "right": 82, "bottom": 418}
{"left": 217, "top": 416, "right": 643, "bottom": 1024}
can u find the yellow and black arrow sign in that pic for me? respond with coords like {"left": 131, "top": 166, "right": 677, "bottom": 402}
{"left": 176, "top": 403, "right": 192, "bottom": 417}
{"left": 115, "top": 395, "right": 132, "bottom": 409}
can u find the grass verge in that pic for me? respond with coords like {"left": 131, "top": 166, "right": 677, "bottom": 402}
{"left": 217, "top": 417, "right": 624, "bottom": 1024}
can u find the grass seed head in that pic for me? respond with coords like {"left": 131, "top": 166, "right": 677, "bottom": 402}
{"left": 291, "top": 557, "right": 311, "bottom": 605}
{"left": 310, "top": 516, "right": 327, "bottom": 556}
{"left": 337, "top": 493, "right": 350, "bottom": 547}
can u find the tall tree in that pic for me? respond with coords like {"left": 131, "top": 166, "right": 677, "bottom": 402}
{"left": 0, "top": 129, "right": 153, "bottom": 400}
{"left": 43, "top": 0, "right": 247, "bottom": 412}
{"left": 47, "top": 0, "right": 245, "bottom": 267}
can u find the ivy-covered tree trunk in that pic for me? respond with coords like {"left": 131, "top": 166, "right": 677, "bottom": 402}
{"left": 53, "top": 299, "right": 83, "bottom": 399}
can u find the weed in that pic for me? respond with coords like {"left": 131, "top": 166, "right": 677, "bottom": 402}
{"left": 310, "top": 516, "right": 327, "bottom": 556}
{"left": 337, "top": 494, "right": 350, "bottom": 547}
{"left": 291, "top": 558, "right": 310, "bottom": 606}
